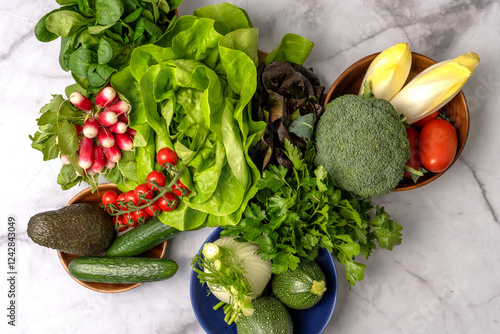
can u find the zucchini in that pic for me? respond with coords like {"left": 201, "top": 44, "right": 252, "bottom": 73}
{"left": 236, "top": 297, "right": 293, "bottom": 334}
{"left": 105, "top": 217, "right": 180, "bottom": 257}
{"left": 271, "top": 260, "right": 327, "bottom": 310}
{"left": 68, "top": 256, "right": 178, "bottom": 283}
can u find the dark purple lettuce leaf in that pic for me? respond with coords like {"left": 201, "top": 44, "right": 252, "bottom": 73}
{"left": 250, "top": 61, "right": 325, "bottom": 171}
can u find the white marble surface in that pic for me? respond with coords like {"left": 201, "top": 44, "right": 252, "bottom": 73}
{"left": 1, "top": 0, "right": 499, "bottom": 333}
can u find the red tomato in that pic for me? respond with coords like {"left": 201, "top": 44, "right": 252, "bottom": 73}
{"left": 146, "top": 170, "right": 167, "bottom": 191}
{"left": 113, "top": 215, "right": 128, "bottom": 232}
{"left": 172, "top": 179, "right": 191, "bottom": 197}
{"left": 157, "top": 147, "right": 178, "bottom": 167}
{"left": 403, "top": 126, "right": 422, "bottom": 179}
{"left": 419, "top": 119, "right": 457, "bottom": 173}
{"left": 158, "top": 192, "right": 178, "bottom": 212}
{"left": 130, "top": 209, "right": 150, "bottom": 225}
{"left": 101, "top": 190, "right": 118, "bottom": 206}
{"left": 145, "top": 200, "right": 161, "bottom": 217}
{"left": 134, "top": 183, "right": 154, "bottom": 204}
{"left": 125, "top": 190, "right": 138, "bottom": 206}
{"left": 412, "top": 110, "right": 439, "bottom": 128}
{"left": 116, "top": 193, "right": 127, "bottom": 210}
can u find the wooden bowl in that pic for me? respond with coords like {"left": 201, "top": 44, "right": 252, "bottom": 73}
{"left": 324, "top": 52, "right": 469, "bottom": 191}
{"left": 58, "top": 184, "right": 168, "bottom": 293}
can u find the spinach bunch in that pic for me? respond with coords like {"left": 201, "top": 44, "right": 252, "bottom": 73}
{"left": 35, "top": 0, "right": 182, "bottom": 93}
{"left": 222, "top": 140, "right": 403, "bottom": 287}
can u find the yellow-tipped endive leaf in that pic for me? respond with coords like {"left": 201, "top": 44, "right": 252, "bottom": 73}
{"left": 390, "top": 52, "right": 480, "bottom": 124}
{"left": 359, "top": 42, "right": 412, "bottom": 100}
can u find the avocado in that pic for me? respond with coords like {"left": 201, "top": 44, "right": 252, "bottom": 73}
{"left": 28, "top": 203, "right": 115, "bottom": 255}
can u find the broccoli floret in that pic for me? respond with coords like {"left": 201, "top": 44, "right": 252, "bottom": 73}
{"left": 314, "top": 94, "right": 410, "bottom": 197}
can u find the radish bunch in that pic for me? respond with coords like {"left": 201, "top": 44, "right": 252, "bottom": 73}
{"left": 68, "top": 86, "right": 135, "bottom": 175}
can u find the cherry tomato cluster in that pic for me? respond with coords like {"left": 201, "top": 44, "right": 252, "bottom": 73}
{"left": 404, "top": 111, "right": 458, "bottom": 181}
{"left": 101, "top": 147, "right": 191, "bottom": 232}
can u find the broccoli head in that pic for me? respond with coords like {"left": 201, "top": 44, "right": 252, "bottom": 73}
{"left": 314, "top": 94, "right": 410, "bottom": 197}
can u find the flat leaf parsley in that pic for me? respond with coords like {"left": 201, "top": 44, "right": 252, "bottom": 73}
{"left": 222, "top": 140, "right": 402, "bottom": 287}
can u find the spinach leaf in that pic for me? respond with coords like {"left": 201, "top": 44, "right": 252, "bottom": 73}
{"left": 45, "top": 11, "right": 94, "bottom": 37}
{"left": 95, "top": 0, "right": 124, "bottom": 25}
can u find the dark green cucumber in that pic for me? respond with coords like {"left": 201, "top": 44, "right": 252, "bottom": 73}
{"left": 271, "top": 260, "right": 327, "bottom": 310}
{"left": 105, "top": 217, "right": 180, "bottom": 257}
{"left": 68, "top": 256, "right": 178, "bottom": 283}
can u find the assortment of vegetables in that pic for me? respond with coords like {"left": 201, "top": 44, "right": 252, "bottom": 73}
{"left": 28, "top": 1, "right": 482, "bottom": 333}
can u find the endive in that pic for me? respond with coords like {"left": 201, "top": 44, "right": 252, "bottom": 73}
{"left": 359, "top": 42, "right": 412, "bottom": 100}
{"left": 390, "top": 52, "right": 480, "bottom": 124}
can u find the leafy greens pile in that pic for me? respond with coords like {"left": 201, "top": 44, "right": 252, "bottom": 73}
{"left": 35, "top": 0, "right": 182, "bottom": 92}
{"left": 222, "top": 140, "right": 403, "bottom": 287}
{"left": 110, "top": 3, "right": 270, "bottom": 231}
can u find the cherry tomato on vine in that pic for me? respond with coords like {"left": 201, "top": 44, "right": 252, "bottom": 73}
{"left": 134, "top": 184, "right": 154, "bottom": 204}
{"left": 113, "top": 215, "right": 128, "bottom": 232}
{"left": 172, "top": 179, "right": 191, "bottom": 197}
{"left": 123, "top": 212, "right": 137, "bottom": 227}
{"left": 101, "top": 190, "right": 118, "bottom": 206}
{"left": 157, "top": 147, "right": 178, "bottom": 167}
{"left": 158, "top": 192, "right": 178, "bottom": 212}
{"left": 146, "top": 170, "right": 167, "bottom": 191}
{"left": 125, "top": 190, "right": 138, "bottom": 206}
{"left": 145, "top": 200, "right": 161, "bottom": 217}
{"left": 419, "top": 119, "right": 457, "bottom": 173}
{"left": 116, "top": 193, "right": 127, "bottom": 210}
{"left": 131, "top": 209, "right": 150, "bottom": 225}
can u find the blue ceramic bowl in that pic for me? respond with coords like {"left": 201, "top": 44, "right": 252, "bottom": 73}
{"left": 190, "top": 228, "right": 338, "bottom": 333}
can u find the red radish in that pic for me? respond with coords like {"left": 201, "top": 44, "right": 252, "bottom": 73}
{"left": 60, "top": 154, "right": 70, "bottom": 165}
{"left": 115, "top": 133, "right": 134, "bottom": 151}
{"left": 104, "top": 100, "right": 130, "bottom": 116}
{"left": 109, "top": 121, "right": 128, "bottom": 134}
{"left": 97, "top": 110, "right": 118, "bottom": 127}
{"left": 75, "top": 124, "right": 83, "bottom": 134}
{"left": 83, "top": 117, "right": 99, "bottom": 138}
{"left": 103, "top": 144, "right": 121, "bottom": 163}
{"left": 88, "top": 146, "right": 106, "bottom": 175}
{"left": 127, "top": 127, "right": 137, "bottom": 139}
{"left": 78, "top": 137, "right": 94, "bottom": 169}
{"left": 105, "top": 159, "right": 116, "bottom": 170}
{"left": 97, "top": 127, "right": 115, "bottom": 148}
{"left": 69, "top": 91, "right": 93, "bottom": 111}
{"left": 118, "top": 114, "right": 129, "bottom": 124}
{"left": 95, "top": 86, "right": 117, "bottom": 108}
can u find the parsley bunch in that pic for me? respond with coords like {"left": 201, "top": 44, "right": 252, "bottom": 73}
{"left": 221, "top": 140, "right": 403, "bottom": 287}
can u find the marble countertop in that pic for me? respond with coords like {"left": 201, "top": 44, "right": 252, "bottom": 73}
{"left": 1, "top": 0, "right": 499, "bottom": 333}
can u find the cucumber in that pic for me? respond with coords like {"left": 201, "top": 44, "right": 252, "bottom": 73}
{"left": 236, "top": 297, "right": 293, "bottom": 334}
{"left": 68, "top": 256, "right": 178, "bottom": 283}
{"left": 105, "top": 217, "right": 180, "bottom": 257}
{"left": 271, "top": 260, "right": 327, "bottom": 310}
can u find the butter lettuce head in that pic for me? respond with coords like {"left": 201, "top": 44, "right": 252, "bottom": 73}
{"left": 111, "top": 3, "right": 266, "bottom": 231}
